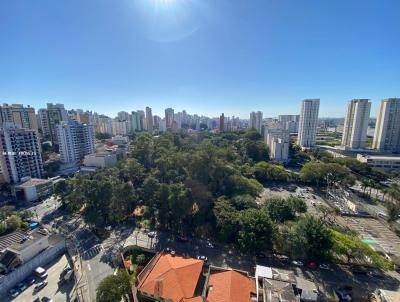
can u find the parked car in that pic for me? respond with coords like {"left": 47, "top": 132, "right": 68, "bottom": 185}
{"left": 335, "top": 287, "right": 352, "bottom": 302}
{"left": 319, "top": 264, "right": 330, "bottom": 270}
{"left": 292, "top": 260, "right": 304, "bottom": 266}
{"left": 34, "top": 280, "right": 48, "bottom": 292}
{"left": 368, "top": 271, "right": 385, "bottom": 279}
{"left": 307, "top": 262, "right": 317, "bottom": 270}
{"left": 205, "top": 240, "right": 215, "bottom": 248}
{"left": 17, "top": 281, "right": 27, "bottom": 291}
{"left": 42, "top": 297, "right": 54, "bottom": 302}
{"left": 351, "top": 266, "right": 368, "bottom": 275}
{"left": 9, "top": 288, "right": 19, "bottom": 298}
{"left": 34, "top": 266, "right": 48, "bottom": 279}
{"left": 197, "top": 255, "right": 208, "bottom": 262}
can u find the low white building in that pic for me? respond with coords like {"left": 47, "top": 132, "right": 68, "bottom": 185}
{"left": 111, "top": 135, "right": 129, "bottom": 145}
{"left": 83, "top": 153, "right": 117, "bottom": 168}
{"left": 14, "top": 177, "right": 53, "bottom": 202}
{"left": 357, "top": 154, "right": 400, "bottom": 171}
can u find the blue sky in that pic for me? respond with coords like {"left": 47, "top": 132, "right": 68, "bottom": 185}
{"left": 0, "top": 0, "right": 399, "bottom": 118}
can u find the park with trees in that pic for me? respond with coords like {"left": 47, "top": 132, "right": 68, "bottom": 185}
{"left": 54, "top": 129, "right": 393, "bottom": 270}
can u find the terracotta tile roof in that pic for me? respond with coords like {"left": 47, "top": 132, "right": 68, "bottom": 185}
{"left": 138, "top": 253, "right": 204, "bottom": 302}
{"left": 206, "top": 270, "right": 256, "bottom": 302}
{"left": 181, "top": 297, "right": 203, "bottom": 302}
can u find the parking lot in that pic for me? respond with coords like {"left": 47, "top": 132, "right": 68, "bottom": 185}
{"left": 337, "top": 216, "right": 400, "bottom": 258}
{"left": 7, "top": 254, "right": 73, "bottom": 302}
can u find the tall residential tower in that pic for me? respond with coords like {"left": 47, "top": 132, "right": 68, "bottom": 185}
{"left": 297, "top": 99, "right": 320, "bottom": 148}
{"left": 341, "top": 99, "right": 371, "bottom": 149}
{"left": 373, "top": 98, "right": 400, "bottom": 153}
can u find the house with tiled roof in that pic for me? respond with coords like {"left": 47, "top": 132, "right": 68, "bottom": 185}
{"left": 137, "top": 252, "right": 206, "bottom": 302}
{"left": 202, "top": 266, "right": 257, "bottom": 302}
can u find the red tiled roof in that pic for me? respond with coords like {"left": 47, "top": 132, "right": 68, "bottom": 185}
{"left": 206, "top": 270, "right": 256, "bottom": 302}
{"left": 138, "top": 253, "right": 204, "bottom": 302}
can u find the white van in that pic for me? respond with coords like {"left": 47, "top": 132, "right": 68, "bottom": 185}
{"left": 34, "top": 267, "right": 48, "bottom": 279}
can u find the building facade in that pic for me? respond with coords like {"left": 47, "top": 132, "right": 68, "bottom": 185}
{"left": 38, "top": 103, "right": 68, "bottom": 144}
{"left": 372, "top": 98, "right": 400, "bottom": 153}
{"left": 297, "top": 99, "right": 320, "bottom": 148}
{"left": 146, "top": 107, "right": 153, "bottom": 133}
{"left": 165, "top": 108, "right": 174, "bottom": 131}
{"left": 0, "top": 104, "right": 38, "bottom": 132}
{"left": 56, "top": 120, "right": 95, "bottom": 163}
{"left": 264, "top": 129, "right": 290, "bottom": 162}
{"left": 341, "top": 99, "right": 371, "bottom": 149}
{"left": 0, "top": 124, "right": 43, "bottom": 183}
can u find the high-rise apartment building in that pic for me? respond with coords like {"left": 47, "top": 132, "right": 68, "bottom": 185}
{"left": 0, "top": 124, "right": 44, "bottom": 183}
{"left": 373, "top": 98, "right": 400, "bottom": 153}
{"left": 278, "top": 115, "right": 300, "bottom": 133}
{"left": 165, "top": 108, "right": 174, "bottom": 131}
{"left": 38, "top": 103, "right": 68, "bottom": 144}
{"left": 56, "top": 120, "right": 95, "bottom": 164}
{"left": 146, "top": 107, "right": 153, "bottom": 133}
{"left": 297, "top": 99, "right": 320, "bottom": 148}
{"left": 0, "top": 104, "right": 39, "bottom": 132}
{"left": 249, "top": 111, "right": 263, "bottom": 134}
{"left": 219, "top": 113, "right": 225, "bottom": 132}
{"left": 341, "top": 99, "right": 371, "bottom": 149}
{"left": 112, "top": 119, "right": 128, "bottom": 136}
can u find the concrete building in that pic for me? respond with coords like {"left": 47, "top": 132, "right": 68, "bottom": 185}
{"left": 146, "top": 107, "right": 153, "bottom": 133}
{"left": 264, "top": 129, "right": 290, "bottom": 162}
{"left": 165, "top": 108, "right": 174, "bottom": 131}
{"left": 14, "top": 177, "right": 53, "bottom": 202}
{"left": 219, "top": 113, "right": 225, "bottom": 132}
{"left": 112, "top": 119, "right": 128, "bottom": 136}
{"left": 0, "top": 104, "right": 38, "bottom": 132}
{"left": 0, "top": 124, "right": 44, "bottom": 184}
{"left": 297, "top": 99, "right": 320, "bottom": 148}
{"left": 249, "top": 111, "right": 263, "bottom": 134}
{"left": 341, "top": 99, "right": 371, "bottom": 149}
{"left": 372, "top": 98, "right": 400, "bottom": 153}
{"left": 357, "top": 154, "right": 400, "bottom": 171}
{"left": 278, "top": 115, "right": 299, "bottom": 133}
{"left": 111, "top": 135, "right": 129, "bottom": 145}
{"left": 83, "top": 153, "right": 117, "bottom": 168}
{"left": 38, "top": 103, "right": 68, "bottom": 144}
{"left": 56, "top": 120, "right": 95, "bottom": 164}
{"left": 97, "top": 116, "right": 113, "bottom": 135}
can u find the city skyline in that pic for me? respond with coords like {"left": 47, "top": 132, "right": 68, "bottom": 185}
{"left": 1, "top": 0, "right": 399, "bottom": 118}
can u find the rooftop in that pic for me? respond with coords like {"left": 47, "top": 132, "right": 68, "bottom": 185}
{"left": 206, "top": 268, "right": 256, "bottom": 302}
{"left": 137, "top": 252, "right": 204, "bottom": 302}
{"left": 16, "top": 178, "right": 51, "bottom": 188}
{"left": 0, "top": 231, "right": 26, "bottom": 251}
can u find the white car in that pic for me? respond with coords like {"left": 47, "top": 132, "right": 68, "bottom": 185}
{"left": 292, "top": 260, "right": 304, "bottom": 266}
{"left": 319, "top": 264, "right": 330, "bottom": 270}
{"left": 147, "top": 231, "right": 157, "bottom": 238}
{"left": 197, "top": 255, "right": 208, "bottom": 262}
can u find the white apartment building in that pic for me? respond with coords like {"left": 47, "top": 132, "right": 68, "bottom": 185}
{"left": 56, "top": 120, "right": 95, "bottom": 164}
{"left": 297, "top": 99, "right": 320, "bottom": 148}
{"left": 264, "top": 129, "right": 290, "bottom": 162}
{"left": 112, "top": 119, "right": 128, "bottom": 136}
{"left": 249, "top": 111, "right": 263, "bottom": 134}
{"left": 278, "top": 115, "right": 300, "bottom": 133}
{"left": 165, "top": 108, "right": 174, "bottom": 131}
{"left": 97, "top": 116, "right": 113, "bottom": 135}
{"left": 0, "top": 124, "right": 44, "bottom": 183}
{"left": 341, "top": 99, "right": 371, "bottom": 149}
{"left": 372, "top": 98, "right": 400, "bottom": 153}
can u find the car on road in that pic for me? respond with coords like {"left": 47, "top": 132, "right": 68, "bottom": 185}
{"left": 147, "top": 231, "right": 157, "bottom": 238}
{"left": 34, "top": 266, "right": 48, "bottom": 279}
{"left": 9, "top": 288, "right": 19, "bottom": 298}
{"left": 34, "top": 280, "right": 48, "bottom": 292}
{"left": 335, "top": 288, "right": 352, "bottom": 302}
{"left": 350, "top": 266, "right": 368, "bottom": 275}
{"left": 368, "top": 270, "right": 385, "bottom": 279}
{"left": 205, "top": 240, "right": 215, "bottom": 248}
{"left": 41, "top": 297, "right": 54, "bottom": 302}
{"left": 197, "top": 255, "right": 208, "bottom": 262}
{"left": 319, "top": 264, "right": 330, "bottom": 270}
{"left": 17, "top": 281, "right": 27, "bottom": 291}
{"left": 292, "top": 260, "right": 304, "bottom": 266}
